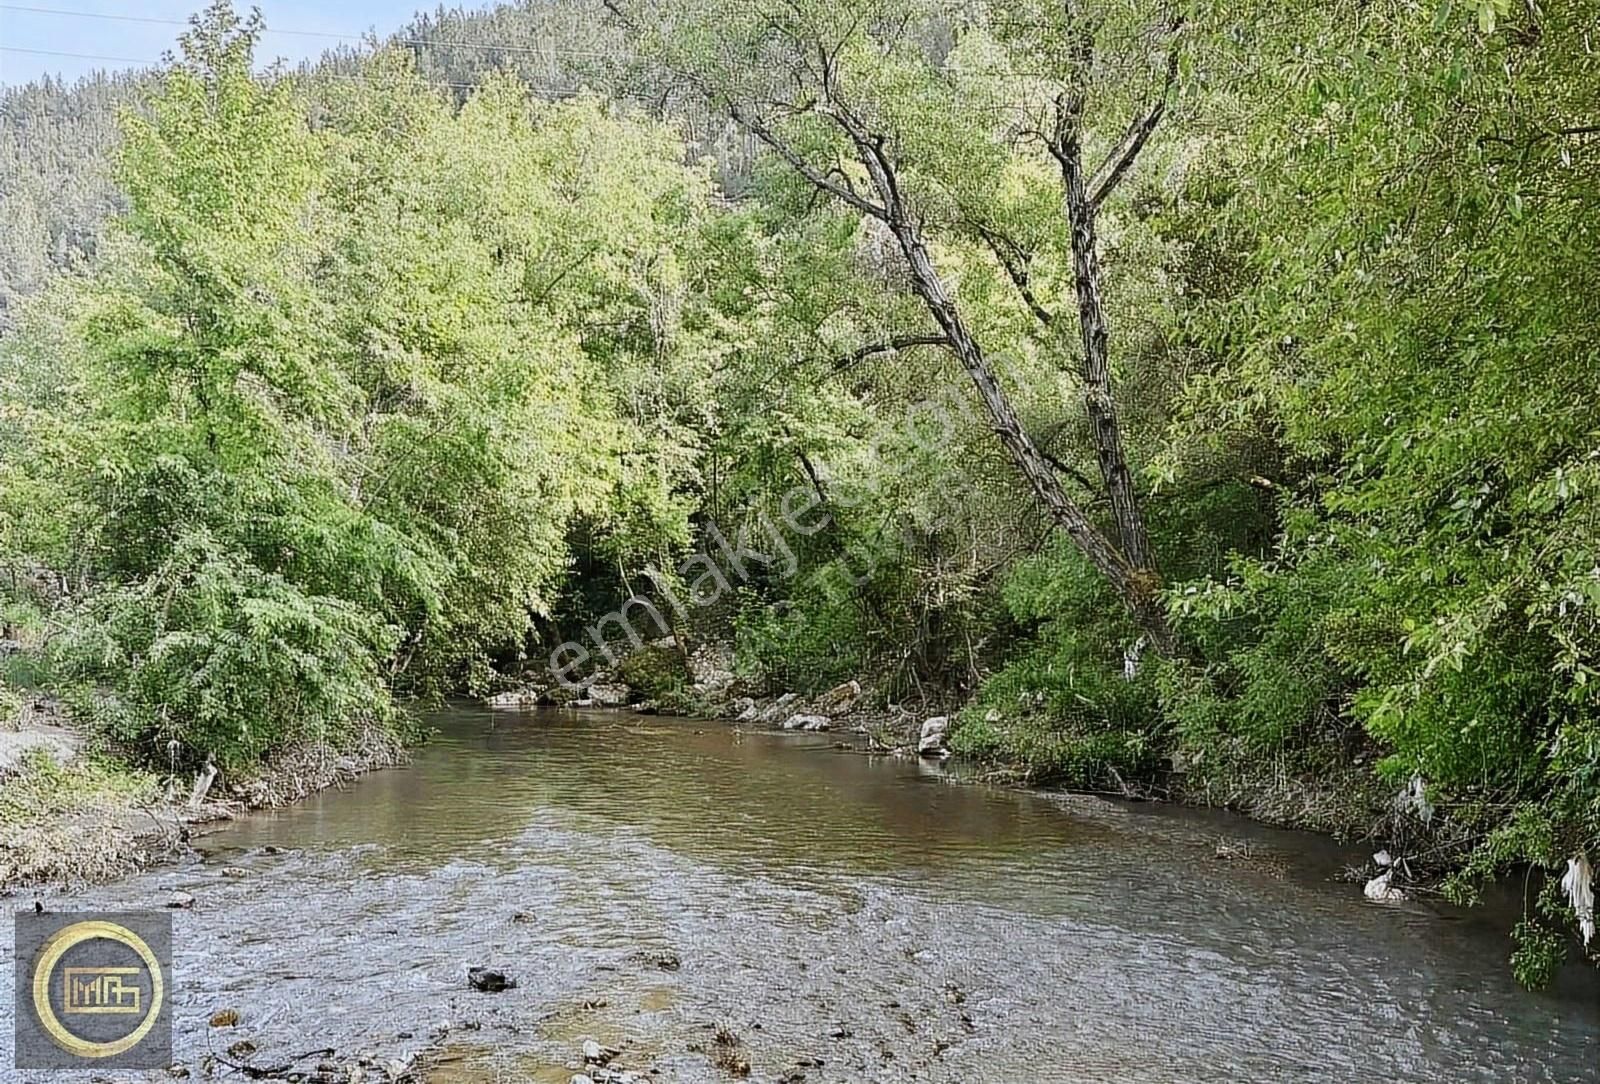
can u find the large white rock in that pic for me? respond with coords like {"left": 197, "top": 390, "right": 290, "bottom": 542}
{"left": 918, "top": 716, "right": 950, "bottom": 756}
{"left": 788, "top": 714, "right": 831, "bottom": 732}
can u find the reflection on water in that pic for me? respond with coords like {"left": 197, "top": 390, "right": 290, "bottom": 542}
{"left": 4, "top": 705, "right": 1597, "bottom": 1083}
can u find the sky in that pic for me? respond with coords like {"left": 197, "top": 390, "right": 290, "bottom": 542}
{"left": 0, "top": 1, "right": 475, "bottom": 86}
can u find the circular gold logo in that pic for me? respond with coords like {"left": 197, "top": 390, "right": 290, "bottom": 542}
{"left": 30, "top": 919, "right": 165, "bottom": 1059}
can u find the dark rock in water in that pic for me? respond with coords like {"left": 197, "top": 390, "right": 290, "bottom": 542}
{"left": 467, "top": 967, "right": 517, "bottom": 992}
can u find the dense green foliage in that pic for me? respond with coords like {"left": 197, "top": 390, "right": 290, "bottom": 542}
{"left": 1, "top": 0, "right": 1597, "bottom": 980}
{"left": 1, "top": 5, "right": 720, "bottom": 770}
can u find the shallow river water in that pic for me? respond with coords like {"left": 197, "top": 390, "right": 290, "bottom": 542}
{"left": 4, "top": 705, "right": 1599, "bottom": 1082}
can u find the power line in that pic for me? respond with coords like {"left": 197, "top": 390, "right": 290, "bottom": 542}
{"left": 1, "top": 44, "right": 149, "bottom": 65}
{"left": 0, "top": 4, "right": 615, "bottom": 59}
{"left": 2, "top": 3, "right": 354, "bottom": 37}
{"left": 0, "top": 46, "right": 495, "bottom": 91}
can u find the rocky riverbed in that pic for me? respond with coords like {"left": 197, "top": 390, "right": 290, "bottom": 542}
{"left": 6, "top": 705, "right": 1597, "bottom": 1083}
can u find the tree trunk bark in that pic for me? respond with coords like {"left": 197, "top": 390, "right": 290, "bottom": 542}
{"left": 1057, "top": 134, "right": 1156, "bottom": 575}
{"left": 889, "top": 220, "right": 1178, "bottom": 656}
{"left": 727, "top": 95, "right": 1182, "bottom": 656}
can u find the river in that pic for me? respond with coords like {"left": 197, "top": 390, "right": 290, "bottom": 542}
{"left": 4, "top": 705, "right": 1598, "bottom": 1082}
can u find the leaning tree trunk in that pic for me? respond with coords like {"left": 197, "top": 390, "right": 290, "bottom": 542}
{"left": 890, "top": 220, "right": 1179, "bottom": 657}
{"left": 1056, "top": 129, "right": 1155, "bottom": 576}
{"left": 715, "top": 88, "right": 1182, "bottom": 657}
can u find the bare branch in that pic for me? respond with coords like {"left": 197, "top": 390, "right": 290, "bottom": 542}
{"left": 730, "top": 103, "right": 889, "bottom": 220}
{"left": 1035, "top": 444, "right": 1101, "bottom": 496}
{"left": 973, "top": 224, "right": 1055, "bottom": 328}
{"left": 828, "top": 333, "right": 952, "bottom": 375}
{"left": 602, "top": 0, "right": 885, "bottom": 220}
{"left": 796, "top": 447, "right": 830, "bottom": 505}
{"left": 1087, "top": 23, "right": 1183, "bottom": 208}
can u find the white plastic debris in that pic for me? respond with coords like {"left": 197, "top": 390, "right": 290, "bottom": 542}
{"left": 1364, "top": 870, "right": 1407, "bottom": 902}
{"left": 1122, "top": 635, "right": 1149, "bottom": 680}
{"left": 1397, "top": 773, "right": 1434, "bottom": 825}
{"left": 1561, "top": 854, "right": 1594, "bottom": 946}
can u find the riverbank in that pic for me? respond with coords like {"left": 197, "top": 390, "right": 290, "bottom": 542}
{"left": 725, "top": 690, "right": 1406, "bottom": 884}
{"left": 488, "top": 639, "right": 1393, "bottom": 831}
{"left": 0, "top": 695, "right": 404, "bottom": 892}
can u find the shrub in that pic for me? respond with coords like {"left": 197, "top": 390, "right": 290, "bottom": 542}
{"left": 51, "top": 534, "right": 400, "bottom": 773}
{"left": 617, "top": 641, "right": 690, "bottom": 700}
{"left": 733, "top": 590, "right": 869, "bottom": 694}
{"left": 950, "top": 538, "right": 1164, "bottom": 788}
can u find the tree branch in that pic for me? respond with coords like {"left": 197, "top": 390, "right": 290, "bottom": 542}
{"left": 1036, "top": 444, "right": 1100, "bottom": 496}
{"left": 973, "top": 224, "right": 1055, "bottom": 327}
{"left": 730, "top": 103, "right": 889, "bottom": 220}
{"left": 796, "top": 447, "right": 830, "bottom": 505}
{"left": 600, "top": 0, "right": 886, "bottom": 222}
{"left": 828, "top": 333, "right": 952, "bottom": 375}
{"left": 1086, "top": 26, "right": 1182, "bottom": 208}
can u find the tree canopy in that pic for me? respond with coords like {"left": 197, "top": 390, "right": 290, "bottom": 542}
{"left": 2, "top": 0, "right": 1597, "bottom": 984}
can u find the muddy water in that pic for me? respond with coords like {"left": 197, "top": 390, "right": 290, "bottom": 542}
{"left": 6, "top": 706, "right": 1599, "bottom": 1082}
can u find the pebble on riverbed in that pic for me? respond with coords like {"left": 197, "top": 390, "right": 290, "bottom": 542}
{"left": 707, "top": 1027, "right": 751, "bottom": 1077}
{"left": 572, "top": 1071, "right": 650, "bottom": 1084}
{"left": 583, "top": 1038, "right": 619, "bottom": 1065}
